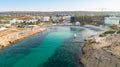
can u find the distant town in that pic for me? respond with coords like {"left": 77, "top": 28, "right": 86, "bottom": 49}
{"left": 0, "top": 11, "right": 120, "bottom": 29}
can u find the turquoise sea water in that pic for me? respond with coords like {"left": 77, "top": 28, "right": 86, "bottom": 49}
{"left": 0, "top": 26, "right": 102, "bottom": 67}
{"left": 0, "top": 26, "right": 75, "bottom": 67}
{"left": 13, "top": 32, "right": 74, "bottom": 67}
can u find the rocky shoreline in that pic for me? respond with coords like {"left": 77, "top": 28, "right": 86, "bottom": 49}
{"left": 80, "top": 34, "right": 120, "bottom": 67}
{"left": 0, "top": 27, "right": 46, "bottom": 49}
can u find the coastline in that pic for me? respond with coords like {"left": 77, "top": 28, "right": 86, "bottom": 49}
{"left": 80, "top": 34, "right": 120, "bottom": 67}
{"left": 0, "top": 27, "right": 47, "bottom": 49}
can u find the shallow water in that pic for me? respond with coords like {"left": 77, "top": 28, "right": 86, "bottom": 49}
{"left": 0, "top": 26, "right": 102, "bottom": 67}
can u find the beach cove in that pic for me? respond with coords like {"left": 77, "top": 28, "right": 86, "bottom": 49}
{"left": 0, "top": 25, "right": 103, "bottom": 67}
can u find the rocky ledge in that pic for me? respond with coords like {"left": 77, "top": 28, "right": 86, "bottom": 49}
{"left": 80, "top": 34, "right": 120, "bottom": 67}
{"left": 0, "top": 28, "right": 46, "bottom": 49}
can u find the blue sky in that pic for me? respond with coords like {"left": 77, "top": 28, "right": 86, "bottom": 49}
{"left": 0, "top": 0, "right": 120, "bottom": 12}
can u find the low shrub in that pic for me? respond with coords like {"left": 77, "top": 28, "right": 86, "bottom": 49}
{"left": 117, "top": 30, "right": 120, "bottom": 34}
{"left": 103, "top": 30, "right": 116, "bottom": 34}
{"left": 99, "top": 30, "right": 116, "bottom": 37}
{"left": 99, "top": 34, "right": 105, "bottom": 37}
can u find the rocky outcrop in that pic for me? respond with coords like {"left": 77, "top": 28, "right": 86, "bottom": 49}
{"left": 81, "top": 34, "right": 120, "bottom": 67}
{"left": 0, "top": 27, "right": 46, "bottom": 49}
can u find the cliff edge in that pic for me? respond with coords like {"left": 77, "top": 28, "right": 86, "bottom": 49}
{"left": 81, "top": 34, "right": 120, "bottom": 67}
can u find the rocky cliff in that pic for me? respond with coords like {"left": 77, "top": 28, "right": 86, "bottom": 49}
{"left": 81, "top": 34, "right": 120, "bottom": 67}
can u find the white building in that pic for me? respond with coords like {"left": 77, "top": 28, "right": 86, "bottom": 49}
{"left": 51, "top": 16, "right": 62, "bottom": 22}
{"left": 63, "top": 16, "right": 71, "bottom": 23}
{"left": 26, "top": 19, "right": 38, "bottom": 23}
{"left": 42, "top": 16, "right": 50, "bottom": 22}
{"left": 104, "top": 17, "right": 120, "bottom": 25}
{"left": 75, "top": 21, "right": 80, "bottom": 26}
{"left": 0, "top": 27, "right": 7, "bottom": 31}
{"left": 10, "top": 19, "right": 24, "bottom": 24}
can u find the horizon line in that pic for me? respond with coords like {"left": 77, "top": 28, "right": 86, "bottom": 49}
{"left": 1, "top": 10, "right": 120, "bottom": 13}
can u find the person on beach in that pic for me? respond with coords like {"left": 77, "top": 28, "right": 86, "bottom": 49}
{"left": 74, "top": 34, "right": 77, "bottom": 39}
